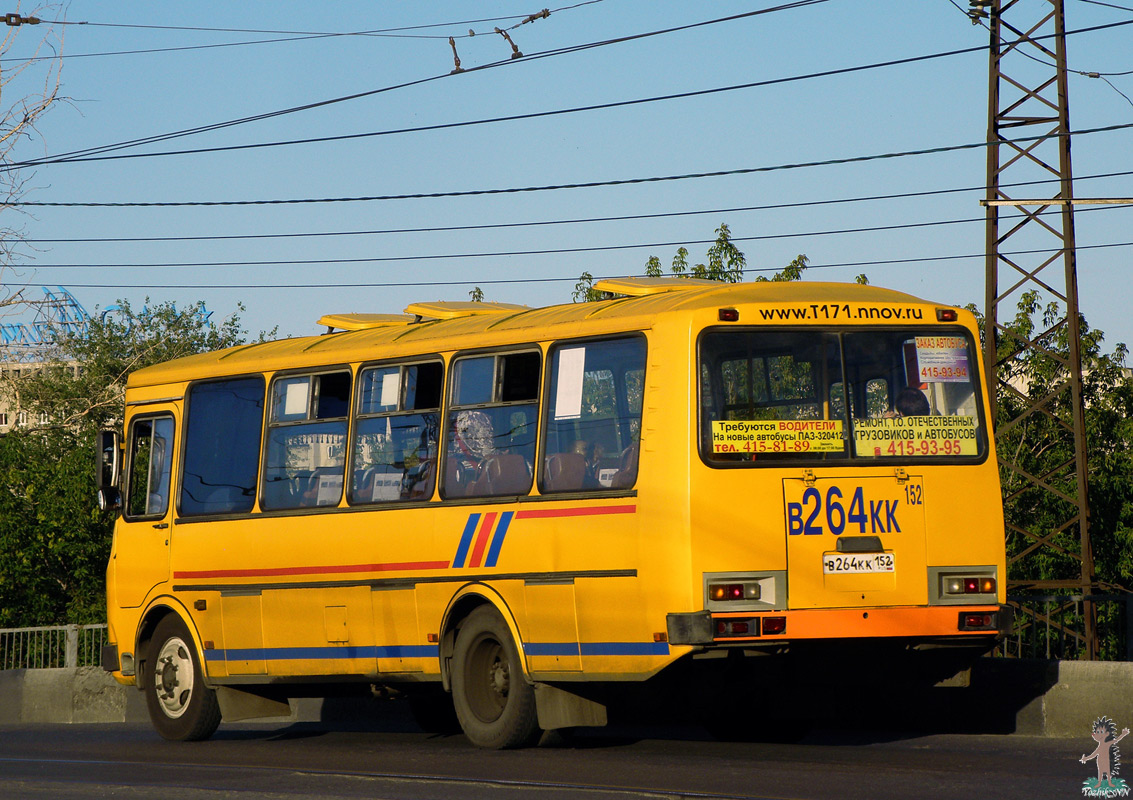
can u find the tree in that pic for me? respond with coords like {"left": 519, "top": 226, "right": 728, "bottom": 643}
{"left": 1, "top": 6, "right": 67, "bottom": 311}
{"left": 987, "top": 292, "right": 1133, "bottom": 591}
{"left": 0, "top": 300, "right": 257, "bottom": 626}
{"left": 573, "top": 223, "right": 810, "bottom": 302}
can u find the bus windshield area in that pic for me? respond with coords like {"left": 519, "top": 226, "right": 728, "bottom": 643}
{"left": 700, "top": 328, "right": 986, "bottom": 464}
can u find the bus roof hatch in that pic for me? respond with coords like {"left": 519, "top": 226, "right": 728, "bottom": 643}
{"left": 592, "top": 277, "right": 721, "bottom": 297}
{"left": 317, "top": 313, "right": 415, "bottom": 332}
{"left": 404, "top": 301, "right": 528, "bottom": 321}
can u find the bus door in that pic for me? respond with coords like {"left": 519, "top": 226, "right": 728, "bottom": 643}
{"left": 783, "top": 472, "right": 928, "bottom": 610}
{"left": 116, "top": 408, "right": 178, "bottom": 608}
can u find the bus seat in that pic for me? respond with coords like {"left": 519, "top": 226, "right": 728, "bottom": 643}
{"left": 472, "top": 453, "right": 530, "bottom": 496}
{"left": 610, "top": 443, "right": 639, "bottom": 489}
{"left": 445, "top": 457, "right": 468, "bottom": 498}
{"left": 544, "top": 452, "right": 587, "bottom": 492}
{"left": 407, "top": 459, "right": 435, "bottom": 499}
{"left": 359, "top": 464, "right": 405, "bottom": 503}
{"left": 303, "top": 467, "right": 344, "bottom": 507}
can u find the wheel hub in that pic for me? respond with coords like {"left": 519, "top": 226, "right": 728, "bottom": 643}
{"left": 154, "top": 636, "right": 194, "bottom": 719}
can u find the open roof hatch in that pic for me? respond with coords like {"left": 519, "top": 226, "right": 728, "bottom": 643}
{"left": 317, "top": 313, "right": 414, "bottom": 333}
{"left": 403, "top": 301, "right": 527, "bottom": 321}
{"left": 592, "top": 276, "right": 721, "bottom": 297}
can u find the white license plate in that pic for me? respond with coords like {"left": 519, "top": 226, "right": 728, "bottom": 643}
{"left": 822, "top": 552, "right": 895, "bottom": 574}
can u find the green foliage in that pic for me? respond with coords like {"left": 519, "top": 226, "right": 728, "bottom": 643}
{"left": 468, "top": 287, "right": 485, "bottom": 302}
{"left": 988, "top": 290, "right": 1133, "bottom": 589}
{"left": 10, "top": 298, "right": 256, "bottom": 432}
{"left": 0, "top": 429, "right": 108, "bottom": 625}
{"left": 0, "top": 299, "right": 255, "bottom": 626}
{"left": 573, "top": 224, "right": 810, "bottom": 302}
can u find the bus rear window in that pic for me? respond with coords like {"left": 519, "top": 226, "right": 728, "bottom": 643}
{"left": 699, "top": 328, "right": 986, "bottom": 464}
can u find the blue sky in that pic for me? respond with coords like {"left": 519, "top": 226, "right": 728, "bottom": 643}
{"left": 4, "top": 1, "right": 1132, "bottom": 348}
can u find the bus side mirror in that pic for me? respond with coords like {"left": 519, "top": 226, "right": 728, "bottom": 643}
{"left": 96, "top": 429, "right": 121, "bottom": 511}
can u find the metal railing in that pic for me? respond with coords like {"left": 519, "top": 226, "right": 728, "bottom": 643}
{"left": 0, "top": 624, "right": 108, "bottom": 670}
{"left": 998, "top": 594, "right": 1132, "bottom": 661}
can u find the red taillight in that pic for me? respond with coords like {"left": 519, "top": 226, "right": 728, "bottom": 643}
{"left": 936, "top": 308, "right": 959, "bottom": 322}
{"left": 961, "top": 613, "right": 993, "bottom": 629}
{"left": 708, "top": 581, "right": 761, "bottom": 602}
{"left": 964, "top": 578, "right": 979, "bottom": 594}
{"left": 715, "top": 618, "right": 760, "bottom": 638}
{"left": 762, "top": 616, "right": 787, "bottom": 636}
{"left": 718, "top": 308, "right": 740, "bottom": 322}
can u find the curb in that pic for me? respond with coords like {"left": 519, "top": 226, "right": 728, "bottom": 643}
{"left": 1, "top": 659, "right": 1130, "bottom": 735}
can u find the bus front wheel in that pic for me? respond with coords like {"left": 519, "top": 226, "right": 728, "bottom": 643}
{"left": 144, "top": 615, "right": 221, "bottom": 741}
{"left": 451, "top": 606, "right": 540, "bottom": 749}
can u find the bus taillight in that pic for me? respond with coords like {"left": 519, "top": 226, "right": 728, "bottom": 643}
{"left": 959, "top": 613, "right": 995, "bottom": 630}
{"left": 708, "top": 581, "right": 761, "bottom": 602}
{"left": 716, "top": 618, "right": 759, "bottom": 637}
{"left": 761, "top": 616, "right": 786, "bottom": 636}
{"left": 942, "top": 575, "right": 996, "bottom": 595}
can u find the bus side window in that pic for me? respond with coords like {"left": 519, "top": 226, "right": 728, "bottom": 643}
{"left": 261, "top": 370, "right": 351, "bottom": 511}
{"left": 180, "top": 377, "right": 265, "bottom": 516}
{"left": 541, "top": 336, "right": 647, "bottom": 493}
{"left": 351, "top": 360, "right": 442, "bottom": 504}
{"left": 444, "top": 350, "right": 539, "bottom": 499}
{"left": 125, "top": 415, "right": 174, "bottom": 519}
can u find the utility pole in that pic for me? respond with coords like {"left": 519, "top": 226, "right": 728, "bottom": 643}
{"left": 978, "top": 0, "right": 1097, "bottom": 658}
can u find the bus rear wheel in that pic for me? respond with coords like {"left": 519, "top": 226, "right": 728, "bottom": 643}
{"left": 144, "top": 615, "right": 221, "bottom": 741}
{"left": 451, "top": 606, "right": 540, "bottom": 749}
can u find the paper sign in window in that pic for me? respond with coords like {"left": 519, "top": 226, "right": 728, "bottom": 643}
{"left": 854, "top": 416, "right": 978, "bottom": 457}
{"left": 554, "top": 348, "right": 586, "bottom": 420}
{"left": 283, "top": 381, "right": 309, "bottom": 417}
{"left": 316, "top": 473, "right": 343, "bottom": 506}
{"left": 914, "top": 336, "right": 970, "bottom": 383}
{"left": 711, "top": 420, "right": 845, "bottom": 454}
{"left": 380, "top": 372, "right": 400, "bottom": 408}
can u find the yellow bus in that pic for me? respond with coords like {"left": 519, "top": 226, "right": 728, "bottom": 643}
{"left": 97, "top": 278, "right": 1009, "bottom": 747}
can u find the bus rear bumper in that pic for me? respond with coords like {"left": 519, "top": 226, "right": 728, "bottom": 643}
{"left": 667, "top": 605, "right": 1011, "bottom": 646}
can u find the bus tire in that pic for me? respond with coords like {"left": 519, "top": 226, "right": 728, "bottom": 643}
{"left": 144, "top": 615, "right": 221, "bottom": 741}
{"left": 451, "top": 605, "right": 540, "bottom": 749}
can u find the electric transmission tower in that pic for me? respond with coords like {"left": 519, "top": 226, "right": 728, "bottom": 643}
{"left": 978, "top": 0, "right": 1100, "bottom": 658}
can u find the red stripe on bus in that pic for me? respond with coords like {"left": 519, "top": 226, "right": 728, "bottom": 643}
{"left": 516, "top": 505, "right": 636, "bottom": 519}
{"left": 467, "top": 512, "right": 498, "bottom": 569}
{"left": 173, "top": 561, "right": 451, "bottom": 579}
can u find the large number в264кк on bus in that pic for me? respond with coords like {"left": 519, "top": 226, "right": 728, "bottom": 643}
{"left": 95, "top": 278, "right": 1009, "bottom": 748}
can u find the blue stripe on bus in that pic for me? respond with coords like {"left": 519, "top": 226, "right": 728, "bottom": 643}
{"left": 204, "top": 645, "right": 439, "bottom": 662}
{"left": 204, "top": 641, "right": 668, "bottom": 663}
{"left": 524, "top": 642, "right": 670, "bottom": 657}
{"left": 452, "top": 513, "right": 481, "bottom": 568}
{"left": 484, "top": 511, "right": 514, "bottom": 568}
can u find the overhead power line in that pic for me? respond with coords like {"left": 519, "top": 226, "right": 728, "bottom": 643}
{"left": 17, "top": 203, "right": 1129, "bottom": 269}
{"left": 20, "top": 2, "right": 605, "bottom": 64}
{"left": 9, "top": 2, "right": 829, "bottom": 170}
{"left": 20, "top": 169, "right": 1133, "bottom": 244}
{"left": 9, "top": 35, "right": 980, "bottom": 170}
{"left": 38, "top": 240, "right": 1133, "bottom": 291}
{"left": 13, "top": 122, "right": 1133, "bottom": 208}
{"left": 9, "top": 12, "right": 1130, "bottom": 173}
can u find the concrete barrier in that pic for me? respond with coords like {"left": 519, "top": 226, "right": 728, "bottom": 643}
{"left": 0, "top": 659, "right": 1130, "bottom": 736}
{"left": 0, "top": 667, "right": 148, "bottom": 724}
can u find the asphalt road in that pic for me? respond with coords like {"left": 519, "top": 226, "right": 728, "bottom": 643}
{"left": 0, "top": 702, "right": 1093, "bottom": 800}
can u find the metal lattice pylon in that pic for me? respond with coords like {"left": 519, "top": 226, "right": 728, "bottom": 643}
{"left": 0, "top": 286, "right": 90, "bottom": 364}
{"left": 980, "top": 0, "right": 1097, "bottom": 657}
